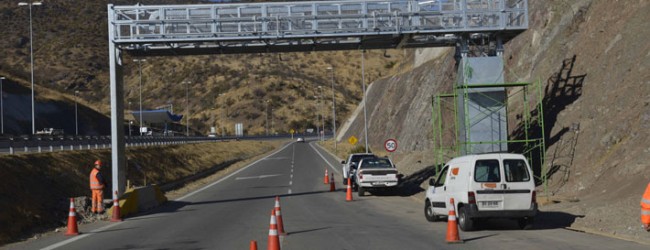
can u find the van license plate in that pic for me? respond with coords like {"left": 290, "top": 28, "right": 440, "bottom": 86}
{"left": 480, "top": 201, "right": 500, "bottom": 208}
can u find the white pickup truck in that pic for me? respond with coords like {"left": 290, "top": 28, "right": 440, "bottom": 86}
{"left": 341, "top": 153, "right": 377, "bottom": 185}
{"left": 354, "top": 157, "right": 400, "bottom": 196}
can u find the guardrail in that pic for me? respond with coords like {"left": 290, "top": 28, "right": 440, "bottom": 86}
{"left": 0, "top": 133, "right": 327, "bottom": 155}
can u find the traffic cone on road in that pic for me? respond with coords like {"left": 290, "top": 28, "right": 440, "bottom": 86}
{"left": 274, "top": 196, "right": 287, "bottom": 235}
{"left": 324, "top": 169, "right": 329, "bottom": 184}
{"left": 250, "top": 240, "right": 258, "bottom": 250}
{"left": 329, "top": 173, "right": 336, "bottom": 192}
{"left": 446, "top": 198, "right": 463, "bottom": 244}
{"left": 346, "top": 178, "right": 353, "bottom": 201}
{"left": 268, "top": 209, "right": 281, "bottom": 250}
{"left": 110, "top": 191, "right": 123, "bottom": 222}
{"left": 64, "top": 198, "right": 79, "bottom": 236}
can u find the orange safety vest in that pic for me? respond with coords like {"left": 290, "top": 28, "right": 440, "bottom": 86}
{"left": 641, "top": 183, "right": 650, "bottom": 225}
{"left": 90, "top": 168, "right": 104, "bottom": 190}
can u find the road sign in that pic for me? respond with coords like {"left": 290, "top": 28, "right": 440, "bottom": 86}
{"left": 348, "top": 136, "right": 358, "bottom": 145}
{"left": 289, "top": 129, "right": 295, "bottom": 134}
{"left": 384, "top": 139, "right": 397, "bottom": 152}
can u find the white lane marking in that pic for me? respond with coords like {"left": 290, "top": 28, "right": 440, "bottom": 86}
{"left": 290, "top": 174, "right": 293, "bottom": 179}
{"left": 43, "top": 142, "right": 295, "bottom": 250}
{"left": 289, "top": 181, "right": 292, "bottom": 186}
{"left": 235, "top": 174, "right": 282, "bottom": 180}
{"left": 288, "top": 189, "right": 292, "bottom": 194}
{"left": 309, "top": 142, "right": 340, "bottom": 174}
{"left": 177, "top": 142, "right": 293, "bottom": 201}
{"left": 40, "top": 223, "right": 121, "bottom": 250}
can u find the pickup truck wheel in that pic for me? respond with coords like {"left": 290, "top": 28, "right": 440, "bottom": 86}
{"left": 357, "top": 186, "right": 365, "bottom": 197}
{"left": 424, "top": 201, "right": 438, "bottom": 222}
{"left": 457, "top": 206, "right": 475, "bottom": 231}
{"left": 518, "top": 217, "right": 534, "bottom": 230}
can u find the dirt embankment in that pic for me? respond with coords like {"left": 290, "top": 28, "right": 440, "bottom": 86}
{"left": 0, "top": 140, "right": 280, "bottom": 246}
{"left": 338, "top": 0, "right": 650, "bottom": 244}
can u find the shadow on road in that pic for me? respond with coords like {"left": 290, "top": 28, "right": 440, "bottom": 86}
{"left": 131, "top": 190, "right": 333, "bottom": 218}
{"left": 469, "top": 211, "right": 584, "bottom": 231}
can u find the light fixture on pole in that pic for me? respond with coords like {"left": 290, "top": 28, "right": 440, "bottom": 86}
{"left": 183, "top": 80, "right": 192, "bottom": 137}
{"left": 133, "top": 58, "right": 146, "bottom": 136}
{"left": 18, "top": 1, "right": 43, "bottom": 135}
{"left": 327, "top": 66, "right": 337, "bottom": 153}
{"left": 0, "top": 76, "right": 4, "bottom": 135}
{"left": 74, "top": 90, "right": 79, "bottom": 135}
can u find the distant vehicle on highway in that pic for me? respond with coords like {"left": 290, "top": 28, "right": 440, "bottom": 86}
{"left": 296, "top": 137, "right": 305, "bottom": 142}
{"left": 424, "top": 153, "right": 537, "bottom": 231}
{"left": 36, "top": 128, "right": 64, "bottom": 136}
{"left": 341, "top": 153, "right": 377, "bottom": 185}
{"left": 354, "top": 157, "right": 400, "bottom": 196}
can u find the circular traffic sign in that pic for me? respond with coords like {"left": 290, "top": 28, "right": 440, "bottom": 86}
{"left": 384, "top": 139, "right": 397, "bottom": 152}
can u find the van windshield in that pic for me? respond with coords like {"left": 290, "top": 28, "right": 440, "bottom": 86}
{"left": 474, "top": 159, "right": 500, "bottom": 182}
{"left": 503, "top": 159, "right": 530, "bottom": 182}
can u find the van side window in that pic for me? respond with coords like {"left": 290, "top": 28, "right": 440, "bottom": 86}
{"left": 503, "top": 159, "right": 530, "bottom": 182}
{"left": 435, "top": 166, "right": 449, "bottom": 187}
{"left": 474, "top": 160, "right": 500, "bottom": 182}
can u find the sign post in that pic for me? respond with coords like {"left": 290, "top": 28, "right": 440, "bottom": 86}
{"left": 290, "top": 129, "right": 295, "bottom": 139}
{"left": 384, "top": 139, "right": 397, "bottom": 162}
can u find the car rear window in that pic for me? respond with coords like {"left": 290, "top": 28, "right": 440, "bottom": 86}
{"left": 360, "top": 158, "right": 393, "bottom": 168}
{"left": 351, "top": 155, "right": 376, "bottom": 164}
{"left": 474, "top": 159, "right": 501, "bottom": 182}
{"left": 503, "top": 159, "right": 530, "bottom": 182}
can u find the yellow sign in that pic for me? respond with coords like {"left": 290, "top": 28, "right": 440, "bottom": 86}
{"left": 348, "top": 136, "right": 358, "bottom": 145}
{"left": 289, "top": 129, "right": 295, "bottom": 134}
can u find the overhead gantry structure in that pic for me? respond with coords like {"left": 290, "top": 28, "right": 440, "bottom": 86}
{"left": 108, "top": 0, "right": 528, "bottom": 195}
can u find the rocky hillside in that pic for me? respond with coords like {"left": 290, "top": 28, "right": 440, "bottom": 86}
{"left": 339, "top": 0, "right": 650, "bottom": 243}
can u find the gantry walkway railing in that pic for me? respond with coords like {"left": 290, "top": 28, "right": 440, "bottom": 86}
{"left": 109, "top": 0, "right": 528, "bottom": 55}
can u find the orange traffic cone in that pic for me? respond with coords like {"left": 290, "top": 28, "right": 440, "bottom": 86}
{"left": 329, "top": 173, "right": 336, "bottom": 192}
{"left": 324, "top": 169, "right": 329, "bottom": 184}
{"left": 268, "top": 209, "right": 281, "bottom": 250}
{"left": 346, "top": 178, "right": 353, "bottom": 201}
{"left": 274, "top": 196, "right": 287, "bottom": 235}
{"left": 446, "top": 198, "right": 463, "bottom": 244}
{"left": 110, "top": 191, "right": 123, "bottom": 222}
{"left": 65, "top": 198, "right": 79, "bottom": 236}
{"left": 250, "top": 240, "right": 258, "bottom": 250}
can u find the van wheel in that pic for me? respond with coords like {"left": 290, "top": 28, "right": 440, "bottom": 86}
{"left": 424, "top": 201, "right": 438, "bottom": 222}
{"left": 457, "top": 206, "right": 475, "bottom": 231}
{"left": 358, "top": 186, "right": 365, "bottom": 197}
{"left": 518, "top": 217, "right": 534, "bottom": 230}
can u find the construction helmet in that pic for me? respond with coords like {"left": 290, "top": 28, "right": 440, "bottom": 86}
{"left": 94, "top": 160, "right": 102, "bottom": 166}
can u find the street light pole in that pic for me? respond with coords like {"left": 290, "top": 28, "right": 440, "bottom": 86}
{"left": 184, "top": 81, "right": 191, "bottom": 137}
{"left": 265, "top": 100, "right": 269, "bottom": 136}
{"left": 133, "top": 58, "right": 146, "bottom": 135}
{"left": 318, "top": 86, "right": 325, "bottom": 142}
{"left": 19, "top": 2, "right": 42, "bottom": 135}
{"left": 0, "top": 76, "right": 4, "bottom": 135}
{"left": 74, "top": 90, "right": 79, "bottom": 135}
{"left": 361, "top": 50, "right": 369, "bottom": 153}
{"left": 0, "top": 76, "right": 5, "bottom": 135}
{"left": 271, "top": 108, "right": 274, "bottom": 135}
{"left": 327, "top": 67, "right": 337, "bottom": 152}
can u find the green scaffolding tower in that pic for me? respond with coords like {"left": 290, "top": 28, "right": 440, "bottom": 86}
{"left": 431, "top": 57, "right": 547, "bottom": 193}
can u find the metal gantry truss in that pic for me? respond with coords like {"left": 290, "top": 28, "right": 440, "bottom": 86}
{"left": 109, "top": 0, "right": 528, "bottom": 55}
{"left": 107, "top": 0, "right": 528, "bottom": 196}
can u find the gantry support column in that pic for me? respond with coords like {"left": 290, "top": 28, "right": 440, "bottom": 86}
{"left": 108, "top": 4, "right": 127, "bottom": 196}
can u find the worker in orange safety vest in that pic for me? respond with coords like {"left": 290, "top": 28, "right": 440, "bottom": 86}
{"left": 642, "top": 182, "right": 650, "bottom": 231}
{"left": 90, "top": 160, "right": 107, "bottom": 214}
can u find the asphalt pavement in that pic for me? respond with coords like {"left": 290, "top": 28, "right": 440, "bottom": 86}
{"left": 4, "top": 139, "right": 648, "bottom": 250}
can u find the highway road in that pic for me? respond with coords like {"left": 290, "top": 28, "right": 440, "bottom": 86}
{"left": 4, "top": 139, "right": 648, "bottom": 250}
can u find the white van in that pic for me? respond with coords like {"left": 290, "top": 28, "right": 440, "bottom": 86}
{"left": 424, "top": 153, "right": 537, "bottom": 231}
